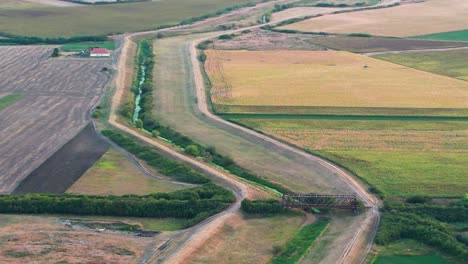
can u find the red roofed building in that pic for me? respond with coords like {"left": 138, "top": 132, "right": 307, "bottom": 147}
{"left": 89, "top": 47, "right": 111, "bottom": 57}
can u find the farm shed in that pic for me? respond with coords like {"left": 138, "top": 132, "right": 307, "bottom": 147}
{"left": 90, "top": 47, "right": 111, "bottom": 57}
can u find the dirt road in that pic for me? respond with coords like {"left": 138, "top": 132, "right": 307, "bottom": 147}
{"left": 106, "top": 1, "right": 388, "bottom": 263}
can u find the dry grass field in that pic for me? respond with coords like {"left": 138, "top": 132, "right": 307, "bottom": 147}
{"left": 68, "top": 148, "right": 187, "bottom": 195}
{"left": 0, "top": 46, "right": 110, "bottom": 194}
{"left": 188, "top": 213, "right": 304, "bottom": 264}
{"left": 281, "top": 0, "right": 468, "bottom": 37}
{"left": 0, "top": 214, "right": 154, "bottom": 264}
{"left": 205, "top": 50, "right": 468, "bottom": 110}
{"left": 229, "top": 118, "right": 468, "bottom": 197}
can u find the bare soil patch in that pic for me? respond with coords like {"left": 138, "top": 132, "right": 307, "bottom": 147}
{"left": 307, "top": 36, "right": 468, "bottom": 53}
{"left": 13, "top": 123, "right": 109, "bottom": 194}
{"left": 0, "top": 214, "right": 151, "bottom": 264}
{"left": 212, "top": 29, "right": 326, "bottom": 50}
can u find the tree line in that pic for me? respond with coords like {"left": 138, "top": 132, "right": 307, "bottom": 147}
{"left": 376, "top": 199, "right": 468, "bottom": 260}
{"left": 0, "top": 184, "right": 234, "bottom": 222}
{"left": 0, "top": 33, "right": 108, "bottom": 45}
{"left": 241, "top": 199, "right": 286, "bottom": 215}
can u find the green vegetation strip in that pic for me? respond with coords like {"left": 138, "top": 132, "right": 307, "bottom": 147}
{"left": 61, "top": 41, "right": 115, "bottom": 52}
{"left": 376, "top": 200, "right": 468, "bottom": 260}
{"left": 270, "top": 221, "right": 329, "bottom": 264}
{"left": 0, "top": 94, "right": 21, "bottom": 110}
{"left": 102, "top": 130, "right": 209, "bottom": 184}
{"left": 221, "top": 114, "right": 468, "bottom": 122}
{"left": 0, "top": 184, "right": 234, "bottom": 228}
{"left": 414, "top": 30, "right": 468, "bottom": 42}
{"left": 375, "top": 255, "right": 452, "bottom": 264}
{"left": 241, "top": 199, "right": 286, "bottom": 215}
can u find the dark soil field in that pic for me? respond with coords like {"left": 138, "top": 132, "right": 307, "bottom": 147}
{"left": 306, "top": 36, "right": 468, "bottom": 53}
{"left": 0, "top": 46, "right": 110, "bottom": 194}
{"left": 212, "top": 29, "right": 325, "bottom": 50}
{"left": 13, "top": 123, "right": 109, "bottom": 194}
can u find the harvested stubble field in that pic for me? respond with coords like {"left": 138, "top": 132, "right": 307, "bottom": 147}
{"left": 205, "top": 50, "right": 468, "bottom": 112}
{"left": 67, "top": 148, "right": 188, "bottom": 195}
{"left": 374, "top": 50, "right": 468, "bottom": 81}
{"left": 306, "top": 36, "right": 468, "bottom": 53}
{"left": 280, "top": 0, "right": 468, "bottom": 37}
{"left": 0, "top": 0, "right": 262, "bottom": 37}
{"left": 0, "top": 46, "right": 110, "bottom": 194}
{"left": 0, "top": 214, "right": 151, "bottom": 264}
{"left": 229, "top": 118, "right": 468, "bottom": 197}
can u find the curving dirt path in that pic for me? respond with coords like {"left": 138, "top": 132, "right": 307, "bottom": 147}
{"left": 104, "top": 1, "right": 396, "bottom": 263}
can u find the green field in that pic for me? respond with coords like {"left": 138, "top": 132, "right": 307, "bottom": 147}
{"left": 375, "top": 50, "right": 468, "bottom": 81}
{"left": 0, "top": 0, "right": 260, "bottom": 37}
{"left": 229, "top": 118, "right": 468, "bottom": 197}
{"left": 414, "top": 30, "right": 468, "bottom": 41}
{"left": 0, "top": 94, "right": 21, "bottom": 110}
{"left": 61, "top": 41, "right": 115, "bottom": 51}
{"left": 375, "top": 255, "right": 452, "bottom": 264}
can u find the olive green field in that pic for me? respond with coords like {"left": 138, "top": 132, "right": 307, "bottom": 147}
{"left": 0, "top": 0, "right": 261, "bottom": 38}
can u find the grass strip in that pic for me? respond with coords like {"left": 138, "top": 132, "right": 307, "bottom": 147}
{"left": 270, "top": 221, "right": 329, "bottom": 264}
{"left": 221, "top": 114, "right": 468, "bottom": 121}
{"left": 102, "top": 130, "right": 210, "bottom": 184}
{"left": 0, "top": 94, "right": 21, "bottom": 110}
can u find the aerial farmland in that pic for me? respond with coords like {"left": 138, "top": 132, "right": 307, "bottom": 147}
{"left": 0, "top": 0, "right": 467, "bottom": 263}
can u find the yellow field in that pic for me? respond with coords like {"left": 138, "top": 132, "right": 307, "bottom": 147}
{"left": 205, "top": 50, "right": 468, "bottom": 109}
{"left": 281, "top": 0, "right": 468, "bottom": 37}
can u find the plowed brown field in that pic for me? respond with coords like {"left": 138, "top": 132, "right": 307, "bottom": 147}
{"left": 0, "top": 46, "right": 110, "bottom": 194}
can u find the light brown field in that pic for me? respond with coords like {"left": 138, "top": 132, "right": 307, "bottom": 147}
{"left": 0, "top": 215, "right": 149, "bottom": 264}
{"left": 67, "top": 148, "right": 188, "bottom": 195}
{"left": 205, "top": 50, "right": 468, "bottom": 109}
{"left": 281, "top": 0, "right": 468, "bottom": 37}
{"left": 188, "top": 213, "right": 304, "bottom": 264}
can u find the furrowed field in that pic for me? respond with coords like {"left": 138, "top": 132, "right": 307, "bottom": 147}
{"left": 0, "top": 0, "right": 261, "bottom": 37}
{"left": 280, "top": 0, "right": 468, "bottom": 37}
{"left": 205, "top": 50, "right": 468, "bottom": 114}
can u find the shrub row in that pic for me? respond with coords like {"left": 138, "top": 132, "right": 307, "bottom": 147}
{"left": 102, "top": 130, "right": 209, "bottom": 184}
{"left": 0, "top": 184, "right": 234, "bottom": 220}
{"left": 384, "top": 200, "right": 467, "bottom": 223}
{"left": 0, "top": 33, "right": 107, "bottom": 45}
{"left": 271, "top": 221, "right": 329, "bottom": 264}
{"left": 376, "top": 201, "right": 468, "bottom": 259}
{"left": 241, "top": 199, "right": 285, "bottom": 215}
{"left": 62, "top": 0, "right": 149, "bottom": 5}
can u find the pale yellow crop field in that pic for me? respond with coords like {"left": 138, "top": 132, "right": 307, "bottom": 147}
{"left": 280, "top": 0, "right": 468, "bottom": 37}
{"left": 205, "top": 50, "right": 468, "bottom": 109}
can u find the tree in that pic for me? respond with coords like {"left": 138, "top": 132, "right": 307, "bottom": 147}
{"left": 185, "top": 145, "right": 200, "bottom": 157}
{"left": 51, "top": 48, "right": 60, "bottom": 57}
{"left": 152, "top": 130, "right": 160, "bottom": 138}
{"left": 135, "top": 119, "right": 143, "bottom": 128}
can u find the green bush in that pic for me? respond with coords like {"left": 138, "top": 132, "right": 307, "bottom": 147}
{"left": 241, "top": 199, "right": 285, "bottom": 215}
{"left": 185, "top": 145, "right": 200, "bottom": 157}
